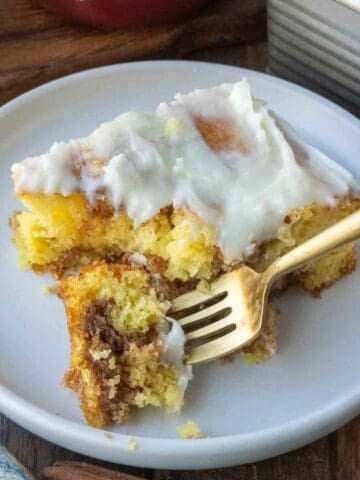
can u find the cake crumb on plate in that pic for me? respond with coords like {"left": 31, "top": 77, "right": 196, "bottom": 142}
{"left": 128, "top": 438, "right": 137, "bottom": 450}
{"left": 177, "top": 421, "right": 205, "bottom": 439}
{"left": 104, "top": 432, "right": 113, "bottom": 439}
{"left": 41, "top": 284, "right": 57, "bottom": 295}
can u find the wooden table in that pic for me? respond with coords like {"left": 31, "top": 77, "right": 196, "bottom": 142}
{"left": 1, "top": 1, "right": 359, "bottom": 479}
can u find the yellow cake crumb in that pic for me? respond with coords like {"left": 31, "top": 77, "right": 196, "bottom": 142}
{"left": 127, "top": 438, "right": 137, "bottom": 450}
{"left": 196, "top": 279, "right": 211, "bottom": 294}
{"left": 41, "top": 284, "right": 57, "bottom": 295}
{"left": 90, "top": 348, "right": 112, "bottom": 361}
{"left": 177, "top": 421, "right": 205, "bottom": 439}
{"left": 164, "top": 118, "right": 184, "bottom": 137}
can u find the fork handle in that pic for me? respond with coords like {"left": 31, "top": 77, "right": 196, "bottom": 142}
{"left": 264, "top": 208, "right": 360, "bottom": 284}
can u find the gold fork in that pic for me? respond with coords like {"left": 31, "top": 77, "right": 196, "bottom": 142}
{"left": 169, "top": 209, "right": 360, "bottom": 364}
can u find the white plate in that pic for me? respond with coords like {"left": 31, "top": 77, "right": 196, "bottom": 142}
{"left": 0, "top": 61, "right": 359, "bottom": 470}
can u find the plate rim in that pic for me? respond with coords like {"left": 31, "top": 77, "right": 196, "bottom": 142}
{"left": 1, "top": 60, "right": 359, "bottom": 125}
{"left": 0, "top": 60, "right": 359, "bottom": 469}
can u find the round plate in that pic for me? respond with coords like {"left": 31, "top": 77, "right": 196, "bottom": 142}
{"left": 0, "top": 61, "right": 359, "bottom": 469}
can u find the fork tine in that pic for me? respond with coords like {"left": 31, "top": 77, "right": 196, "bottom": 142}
{"left": 186, "top": 330, "right": 242, "bottom": 364}
{"left": 169, "top": 290, "right": 213, "bottom": 314}
{"left": 185, "top": 315, "right": 234, "bottom": 341}
{"left": 177, "top": 302, "right": 230, "bottom": 328}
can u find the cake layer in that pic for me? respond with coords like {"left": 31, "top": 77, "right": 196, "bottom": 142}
{"left": 11, "top": 193, "right": 360, "bottom": 292}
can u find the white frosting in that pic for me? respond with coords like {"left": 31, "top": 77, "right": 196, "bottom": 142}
{"left": 161, "top": 317, "right": 193, "bottom": 402}
{"left": 129, "top": 252, "right": 148, "bottom": 267}
{"left": 12, "top": 80, "right": 357, "bottom": 260}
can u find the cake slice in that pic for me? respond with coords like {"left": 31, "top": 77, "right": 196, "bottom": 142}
{"left": 10, "top": 80, "right": 359, "bottom": 293}
{"left": 59, "top": 262, "right": 192, "bottom": 427}
{"left": 9, "top": 79, "right": 359, "bottom": 426}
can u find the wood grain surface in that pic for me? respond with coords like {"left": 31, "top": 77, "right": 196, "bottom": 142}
{"left": 0, "top": 0, "right": 266, "bottom": 105}
{"left": 0, "top": 1, "right": 359, "bottom": 479}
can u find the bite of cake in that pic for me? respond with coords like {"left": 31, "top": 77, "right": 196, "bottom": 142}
{"left": 60, "top": 262, "right": 192, "bottom": 427}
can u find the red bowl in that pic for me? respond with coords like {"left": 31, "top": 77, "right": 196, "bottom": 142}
{"left": 37, "top": 0, "right": 212, "bottom": 28}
